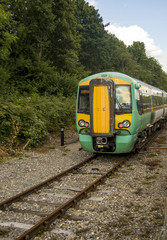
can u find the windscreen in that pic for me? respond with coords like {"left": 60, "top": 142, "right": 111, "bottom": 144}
{"left": 78, "top": 86, "right": 90, "bottom": 114}
{"left": 115, "top": 85, "right": 132, "bottom": 113}
{"left": 78, "top": 85, "right": 131, "bottom": 114}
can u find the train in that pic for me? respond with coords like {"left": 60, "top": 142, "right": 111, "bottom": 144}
{"left": 76, "top": 72, "right": 167, "bottom": 153}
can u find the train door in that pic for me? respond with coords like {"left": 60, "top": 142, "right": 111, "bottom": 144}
{"left": 89, "top": 79, "right": 115, "bottom": 137}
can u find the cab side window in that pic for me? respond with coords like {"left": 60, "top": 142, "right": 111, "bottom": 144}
{"left": 78, "top": 86, "right": 90, "bottom": 114}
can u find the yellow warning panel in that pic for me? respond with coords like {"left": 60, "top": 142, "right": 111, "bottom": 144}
{"left": 93, "top": 86, "right": 109, "bottom": 133}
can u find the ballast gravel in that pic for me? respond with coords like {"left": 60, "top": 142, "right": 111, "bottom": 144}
{"left": 0, "top": 128, "right": 167, "bottom": 240}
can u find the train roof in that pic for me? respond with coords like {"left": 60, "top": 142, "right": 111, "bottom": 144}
{"left": 79, "top": 72, "right": 133, "bottom": 84}
{"left": 79, "top": 72, "right": 167, "bottom": 94}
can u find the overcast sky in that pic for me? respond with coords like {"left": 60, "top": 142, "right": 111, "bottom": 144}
{"left": 86, "top": 0, "right": 167, "bottom": 73}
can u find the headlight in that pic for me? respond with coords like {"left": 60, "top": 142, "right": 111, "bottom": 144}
{"left": 118, "top": 120, "right": 130, "bottom": 128}
{"left": 123, "top": 120, "right": 130, "bottom": 128}
{"left": 78, "top": 119, "right": 89, "bottom": 128}
{"left": 78, "top": 120, "right": 85, "bottom": 127}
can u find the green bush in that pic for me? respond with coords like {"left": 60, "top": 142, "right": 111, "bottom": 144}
{"left": 0, "top": 94, "right": 76, "bottom": 148}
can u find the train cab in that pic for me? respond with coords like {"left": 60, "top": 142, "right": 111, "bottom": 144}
{"left": 76, "top": 72, "right": 138, "bottom": 153}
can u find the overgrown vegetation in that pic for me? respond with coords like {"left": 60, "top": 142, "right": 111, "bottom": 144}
{"left": 0, "top": 94, "right": 76, "bottom": 151}
{"left": 0, "top": 0, "right": 167, "bottom": 153}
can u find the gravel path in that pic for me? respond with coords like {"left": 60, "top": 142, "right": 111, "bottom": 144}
{"left": 0, "top": 128, "right": 167, "bottom": 239}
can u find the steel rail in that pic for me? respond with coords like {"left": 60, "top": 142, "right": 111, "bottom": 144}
{"left": 0, "top": 155, "right": 96, "bottom": 210}
{"left": 148, "top": 147, "right": 167, "bottom": 149}
{"left": 15, "top": 157, "right": 127, "bottom": 240}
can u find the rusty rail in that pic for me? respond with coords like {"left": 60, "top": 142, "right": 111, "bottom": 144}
{"left": 0, "top": 155, "right": 96, "bottom": 210}
{"left": 148, "top": 147, "right": 167, "bottom": 149}
{"left": 15, "top": 158, "right": 127, "bottom": 240}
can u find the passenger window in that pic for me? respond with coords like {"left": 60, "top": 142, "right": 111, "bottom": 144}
{"left": 152, "top": 95, "right": 157, "bottom": 107}
{"left": 142, "top": 94, "right": 151, "bottom": 110}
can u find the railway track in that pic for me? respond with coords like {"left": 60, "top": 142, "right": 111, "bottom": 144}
{"left": 0, "top": 153, "right": 129, "bottom": 239}
{"left": 0, "top": 155, "right": 96, "bottom": 210}
{"left": 0, "top": 125, "right": 166, "bottom": 239}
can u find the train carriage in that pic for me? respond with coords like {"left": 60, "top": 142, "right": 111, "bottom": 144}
{"left": 76, "top": 72, "right": 167, "bottom": 154}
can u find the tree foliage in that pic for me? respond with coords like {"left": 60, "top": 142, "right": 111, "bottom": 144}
{"left": 0, "top": 0, "right": 167, "bottom": 150}
{"left": 128, "top": 41, "right": 167, "bottom": 89}
{"left": 75, "top": 0, "right": 111, "bottom": 73}
{"left": 49, "top": 0, "right": 82, "bottom": 74}
{"left": 0, "top": 3, "right": 17, "bottom": 94}
{"left": 1, "top": 0, "right": 166, "bottom": 94}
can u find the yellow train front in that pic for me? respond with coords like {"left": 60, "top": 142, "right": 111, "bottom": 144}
{"left": 76, "top": 72, "right": 167, "bottom": 154}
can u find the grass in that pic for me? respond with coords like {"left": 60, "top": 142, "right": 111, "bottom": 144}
{"left": 75, "top": 227, "right": 90, "bottom": 234}
{"left": 0, "top": 157, "right": 11, "bottom": 163}
{"left": 142, "top": 180, "right": 150, "bottom": 185}
{"left": 125, "top": 162, "right": 132, "bottom": 167}
{"left": 24, "top": 154, "right": 30, "bottom": 158}
{"left": 48, "top": 146, "right": 55, "bottom": 149}
{"left": 145, "top": 175, "right": 157, "bottom": 180}
{"left": 145, "top": 158, "right": 161, "bottom": 167}
{"left": 147, "top": 153, "right": 157, "bottom": 157}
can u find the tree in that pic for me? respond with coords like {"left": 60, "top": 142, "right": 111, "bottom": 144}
{"left": 128, "top": 42, "right": 147, "bottom": 64}
{"left": 4, "top": 0, "right": 58, "bottom": 94}
{"left": 48, "top": 0, "right": 82, "bottom": 74}
{"left": 6, "top": 0, "right": 55, "bottom": 59}
{"left": 128, "top": 41, "right": 167, "bottom": 89}
{"left": 0, "top": 3, "right": 17, "bottom": 94}
{"left": 75, "top": 0, "right": 111, "bottom": 74}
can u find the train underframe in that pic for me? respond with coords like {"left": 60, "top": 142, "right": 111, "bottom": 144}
{"left": 134, "top": 117, "right": 166, "bottom": 151}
